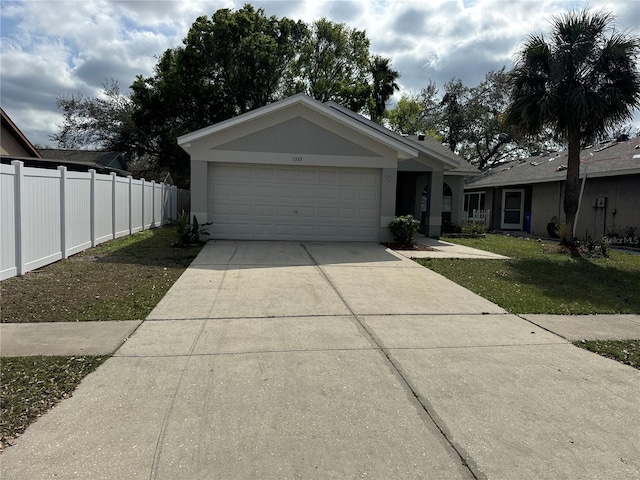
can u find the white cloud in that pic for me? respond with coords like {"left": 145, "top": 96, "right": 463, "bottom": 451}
{"left": 1, "top": 0, "right": 638, "bottom": 146}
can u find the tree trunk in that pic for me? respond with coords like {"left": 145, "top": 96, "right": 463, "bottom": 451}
{"left": 563, "top": 131, "right": 582, "bottom": 243}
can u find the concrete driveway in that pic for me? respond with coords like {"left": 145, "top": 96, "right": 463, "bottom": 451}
{"left": 2, "top": 241, "right": 639, "bottom": 479}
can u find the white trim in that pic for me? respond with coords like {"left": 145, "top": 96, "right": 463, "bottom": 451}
{"left": 325, "top": 101, "right": 463, "bottom": 170}
{"left": 501, "top": 189, "right": 525, "bottom": 230}
{"left": 178, "top": 94, "right": 418, "bottom": 159}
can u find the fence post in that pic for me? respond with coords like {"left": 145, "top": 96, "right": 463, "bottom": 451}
{"left": 141, "top": 178, "right": 145, "bottom": 230}
{"left": 90, "top": 169, "right": 96, "bottom": 247}
{"left": 151, "top": 180, "right": 156, "bottom": 227}
{"left": 12, "top": 161, "right": 25, "bottom": 276}
{"left": 58, "top": 166, "right": 68, "bottom": 259}
{"left": 160, "top": 182, "right": 165, "bottom": 225}
{"left": 128, "top": 175, "right": 133, "bottom": 235}
{"left": 173, "top": 186, "right": 177, "bottom": 219}
{"left": 111, "top": 172, "right": 117, "bottom": 240}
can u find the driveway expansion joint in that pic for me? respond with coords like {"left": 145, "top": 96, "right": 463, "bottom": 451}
{"left": 300, "top": 243, "right": 485, "bottom": 480}
{"left": 113, "top": 347, "right": 381, "bottom": 358}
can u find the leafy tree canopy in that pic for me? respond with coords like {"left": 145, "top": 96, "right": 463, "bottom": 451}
{"left": 51, "top": 80, "right": 136, "bottom": 155}
{"left": 290, "top": 18, "right": 373, "bottom": 111}
{"left": 385, "top": 71, "right": 561, "bottom": 170}
{"left": 52, "top": 6, "right": 392, "bottom": 187}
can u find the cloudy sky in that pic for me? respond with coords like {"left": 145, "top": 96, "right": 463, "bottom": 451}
{"left": 1, "top": 0, "right": 639, "bottom": 147}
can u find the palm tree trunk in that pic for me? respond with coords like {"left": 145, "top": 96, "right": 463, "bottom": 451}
{"left": 563, "top": 131, "right": 581, "bottom": 243}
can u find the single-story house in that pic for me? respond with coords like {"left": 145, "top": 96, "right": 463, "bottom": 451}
{"left": 464, "top": 138, "right": 640, "bottom": 239}
{"left": 1, "top": 108, "right": 42, "bottom": 158}
{"left": 178, "top": 93, "right": 477, "bottom": 242}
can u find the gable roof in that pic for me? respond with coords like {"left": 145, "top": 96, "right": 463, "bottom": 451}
{"left": 179, "top": 93, "right": 419, "bottom": 160}
{"left": 466, "top": 139, "right": 640, "bottom": 189}
{"left": 325, "top": 101, "right": 476, "bottom": 173}
{"left": 1, "top": 108, "right": 42, "bottom": 158}
{"left": 406, "top": 134, "right": 478, "bottom": 175}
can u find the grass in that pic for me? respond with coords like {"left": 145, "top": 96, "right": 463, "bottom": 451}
{"left": 0, "top": 226, "right": 203, "bottom": 450}
{"left": 574, "top": 340, "right": 639, "bottom": 369}
{"left": 1, "top": 226, "right": 203, "bottom": 323}
{"left": 417, "top": 235, "right": 640, "bottom": 314}
{"left": 417, "top": 234, "right": 640, "bottom": 370}
{"left": 0, "top": 356, "right": 108, "bottom": 449}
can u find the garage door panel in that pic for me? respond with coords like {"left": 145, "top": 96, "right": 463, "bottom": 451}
{"left": 317, "top": 207, "right": 337, "bottom": 218}
{"left": 338, "top": 190, "right": 358, "bottom": 201}
{"left": 254, "top": 168, "right": 275, "bottom": 180}
{"left": 318, "top": 188, "right": 337, "bottom": 199}
{"left": 209, "top": 164, "right": 380, "bottom": 241}
{"left": 255, "top": 206, "right": 274, "bottom": 216}
{"left": 359, "top": 189, "right": 378, "bottom": 201}
{"left": 297, "top": 187, "right": 317, "bottom": 199}
{"left": 359, "top": 171, "right": 380, "bottom": 184}
{"left": 338, "top": 208, "right": 357, "bottom": 219}
{"left": 255, "top": 185, "right": 276, "bottom": 196}
{"left": 357, "top": 208, "right": 377, "bottom": 219}
{"left": 298, "top": 170, "right": 317, "bottom": 182}
{"left": 277, "top": 187, "right": 297, "bottom": 198}
{"left": 297, "top": 207, "right": 316, "bottom": 218}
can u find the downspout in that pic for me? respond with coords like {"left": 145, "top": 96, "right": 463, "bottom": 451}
{"left": 573, "top": 165, "right": 587, "bottom": 238}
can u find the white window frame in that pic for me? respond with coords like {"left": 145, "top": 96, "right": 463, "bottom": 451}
{"left": 501, "top": 189, "right": 525, "bottom": 229}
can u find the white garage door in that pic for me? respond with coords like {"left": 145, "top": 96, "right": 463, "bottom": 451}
{"left": 208, "top": 163, "right": 380, "bottom": 241}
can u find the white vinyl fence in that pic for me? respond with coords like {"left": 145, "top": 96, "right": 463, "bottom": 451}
{"left": 1, "top": 160, "right": 189, "bottom": 280}
{"left": 463, "top": 209, "right": 491, "bottom": 227}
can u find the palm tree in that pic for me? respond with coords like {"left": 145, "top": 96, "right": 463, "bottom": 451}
{"left": 505, "top": 9, "right": 640, "bottom": 242}
{"left": 370, "top": 55, "right": 400, "bottom": 123}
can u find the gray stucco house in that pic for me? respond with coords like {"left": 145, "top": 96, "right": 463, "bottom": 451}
{"left": 179, "top": 94, "right": 477, "bottom": 242}
{"left": 464, "top": 138, "right": 640, "bottom": 239}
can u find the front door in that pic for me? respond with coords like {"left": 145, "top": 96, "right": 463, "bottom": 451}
{"left": 501, "top": 189, "right": 524, "bottom": 229}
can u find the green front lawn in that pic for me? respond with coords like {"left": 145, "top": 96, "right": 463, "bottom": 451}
{"left": 574, "top": 340, "right": 640, "bottom": 369}
{"left": 0, "top": 356, "right": 108, "bottom": 449}
{"left": 1, "top": 227, "right": 203, "bottom": 450}
{"left": 1, "top": 226, "right": 202, "bottom": 323}
{"left": 417, "top": 235, "right": 640, "bottom": 314}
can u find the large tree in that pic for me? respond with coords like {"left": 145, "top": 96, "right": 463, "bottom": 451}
{"left": 385, "top": 94, "right": 424, "bottom": 135}
{"left": 51, "top": 80, "right": 137, "bottom": 155}
{"left": 439, "top": 78, "right": 469, "bottom": 153}
{"left": 52, "top": 8, "right": 384, "bottom": 186}
{"left": 505, "top": 9, "right": 640, "bottom": 242}
{"left": 292, "top": 18, "right": 372, "bottom": 111}
{"left": 369, "top": 55, "right": 400, "bottom": 123}
{"left": 128, "top": 5, "right": 307, "bottom": 185}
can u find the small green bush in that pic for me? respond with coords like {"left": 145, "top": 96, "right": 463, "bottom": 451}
{"left": 443, "top": 221, "right": 462, "bottom": 234}
{"left": 174, "top": 211, "right": 212, "bottom": 247}
{"left": 389, "top": 215, "right": 420, "bottom": 246}
{"left": 581, "top": 233, "right": 609, "bottom": 258}
{"left": 462, "top": 222, "right": 487, "bottom": 235}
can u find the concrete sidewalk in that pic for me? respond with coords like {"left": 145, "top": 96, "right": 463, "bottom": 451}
{"left": 2, "top": 314, "right": 637, "bottom": 357}
{"left": 1, "top": 241, "right": 639, "bottom": 480}
{"left": 0, "top": 321, "right": 141, "bottom": 357}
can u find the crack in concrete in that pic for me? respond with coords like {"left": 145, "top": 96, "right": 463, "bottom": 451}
{"left": 148, "top": 242, "right": 241, "bottom": 480}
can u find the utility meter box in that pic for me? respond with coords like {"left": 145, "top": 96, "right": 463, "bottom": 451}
{"left": 595, "top": 197, "right": 607, "bottom": 208}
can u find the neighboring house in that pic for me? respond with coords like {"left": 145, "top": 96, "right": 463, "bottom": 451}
{"left": 1, "top": 108, "right": 42, "bottom": 158}
{"left": 464, "top": 138, "right": 640, "bottom": 239}
{"left": 129, "top": 169, "right": 174, "bottom": 185}
{"left": 36, "top": 149, "right": 129, "bottom": 174}
{"left": 179, "top": 93, "right": 477, "bottom": 242}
